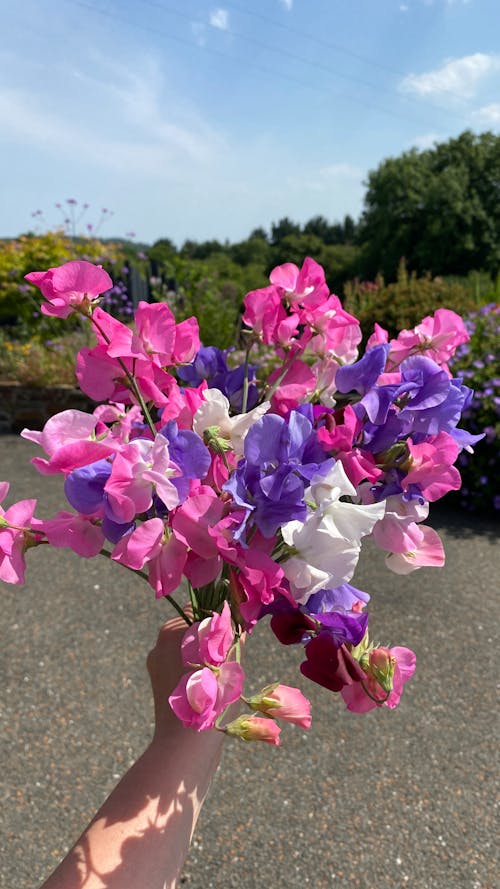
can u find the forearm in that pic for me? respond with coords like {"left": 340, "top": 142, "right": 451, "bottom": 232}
{"left": 40, "top": 726, "right": 224, "bottom": 889}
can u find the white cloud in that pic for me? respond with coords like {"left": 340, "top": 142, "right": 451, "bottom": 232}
{"left": 280, "top": 0, "right": 293, "bottom": 10}
{"left": 209, "top": 8, "right": 229, "bottom": 31}
{"left": 472, "top": 103, "right": 500, "bottom": 126}
{"left": 0, "top": 59, "right": 226, "bottom": 179}
{"left": 400, "top": 53, "right": 500, "bottom": 99}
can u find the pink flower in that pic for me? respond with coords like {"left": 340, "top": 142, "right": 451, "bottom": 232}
{"left": 32, "top": 511, "right": 104, "bottom": 558}
{"left": 341, "top": 646, "right": 416, "bottom": 713}
{"left": 269, "top": 257, "right": 329, "bottom": 309}
{"left": 224, "top": 714, "right": 281, "bottom": 745}
{"left": 111, "top": 518, "right": 165, "bottom": 570}
{"left": 21, "top": 410, "right": 117, "bottom": 475}
{"left": 169, "top": 661, "right": 244, "bottom": 731}
{"left": 181, "top": 602, "right": 235, "bottom": 667}
{"left": 0, "top": 485, "right": 37, "bottom": 584}
{"left": 104, "top": 435, "right": 179, "bottom": 524}
{"left": 247, "top": 684, "right": 312, "bottom": 728}
{"left": 385, "top": 524, "right": 445, "bottom": 574}
{"left": 403, "top": 432, "right": 461, "bottom": 501}
{"left": 268, "top": 359, "right": 316, "bottom": 415}
{"left": 242, "top": 286, "right": 286, "bottom": 344}
{"left": 25, "top": 261, "right": 112, "bottom": 318}
{"left": 366, "top": 322, "right": 389, "bottom": 350}
{"left": 388, "top": 309, "right": 469, "bottom": 367}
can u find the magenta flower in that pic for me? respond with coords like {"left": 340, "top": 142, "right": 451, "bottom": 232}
{"left": 25, "top": 260, "right": 112, "bottom": 319}
{"left": 169, "top": 662, "right": 244, "bottom": 731}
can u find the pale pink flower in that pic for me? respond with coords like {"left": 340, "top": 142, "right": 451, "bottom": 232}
{"left": 21, "top": 410, "right": 116, "bottom": 475}
{"left": 385, "top": 524, "right": 445, "bottom": 574}
{"left": 104, "top": 435, "right": 179, "bottom": 523}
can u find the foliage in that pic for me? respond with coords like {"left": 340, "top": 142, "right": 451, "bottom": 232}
{"left": 358, "top": 130, "right": 500, "bottom": 280}
{"left": 0, "top": 328, "right": 93, "bottom": 387}
{"left": 149, "top": 256, "right": 242, "bottom": 349}
{"left": 448, "top": 304, "right": 500, "bottom": 513}
{"left": 343, "top": 260, "right": 484, "bottom": 341}
{"left": 0, "top": 231, "right": 123, "bottom": 338}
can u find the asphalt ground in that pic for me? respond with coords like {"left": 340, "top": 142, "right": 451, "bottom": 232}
{"left": 1, "top": 434, "right": 499, "bottom": 889}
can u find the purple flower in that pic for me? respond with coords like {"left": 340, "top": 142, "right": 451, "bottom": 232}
{"left": 64, "top": 459, "right": 111, "bottom": 515}
{"left": 335, "top": 344, "right": 390, "bottom": 395}
{"left": 224, "top": 411, "right": 330, "bottom": 538}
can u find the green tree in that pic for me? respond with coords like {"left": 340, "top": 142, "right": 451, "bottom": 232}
{"left": 359, "top": 130, "right": 500, "bottom": 280}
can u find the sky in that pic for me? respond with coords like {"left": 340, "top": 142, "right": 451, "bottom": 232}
{"left": 1, "top": 0, "right": 499, "bottom": 245}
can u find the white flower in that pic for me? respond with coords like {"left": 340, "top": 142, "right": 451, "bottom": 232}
{"left": 282, "top": 461, "right": 385, "bottom": 603}
{"left": 193, "top": 389, "right": 270, "bottom": 456}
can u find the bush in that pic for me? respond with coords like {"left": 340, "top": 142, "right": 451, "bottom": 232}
{"left": 448, "top": 303, "right": 500, "bottom": 513}
{"left": 0, "top": 231, "right": 124, "bottom": 339}
{"left": 343, "top": 260, "right": 483, "bottom": 341}
{"left": 0, "top": 328, "right": 94, "bottom": 387}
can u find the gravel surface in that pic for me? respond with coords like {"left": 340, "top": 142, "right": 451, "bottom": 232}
{"left": 1, "top": 435, "right": 498, "bottom": 889}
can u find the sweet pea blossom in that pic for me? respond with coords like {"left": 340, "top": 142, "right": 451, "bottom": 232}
{"left": 341, "top": 646, "right": 416, "bottom": 712}
{"left": 25, "top": 260, "right": 112, "bottom": 318}
{"left": 104, "top": 435, "right": 180, "bottom": 523}
{"left": 181, "top": 602, "right": 235, "bottom": 667}
{"left": 0, "top": 484, "right": 38, "bottom": 584}
{"left": 224, "top": 714, "right": 281, "bottom": 745}
{"left": 281, "top": 461, "right": 385, "bottom": 602}
{"left": 21, "top": 409, "right": 117, "bottom": 475}
{"left": 193, "top": 389, "right": 270, "bottom": 456}
{"left": 169, "top": 662, "right": 244, "bottom": 731}
{"left": 245, "top": 684, "right": 312, "bottom": 728}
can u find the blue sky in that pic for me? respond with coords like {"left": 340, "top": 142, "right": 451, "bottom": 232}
{"left": 1, "top": 0, "right": 499, "bottom": 245}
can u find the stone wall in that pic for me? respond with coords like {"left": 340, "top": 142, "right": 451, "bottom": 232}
{"left": 0, "top": 383, "right": 95, "bottom": 433}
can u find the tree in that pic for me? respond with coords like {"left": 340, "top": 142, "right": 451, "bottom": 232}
{"left": 270, "top": 217, "right": 302, "bottom": 245}
{"left": 358, "top": 131, "right": 500, "bottom": 280}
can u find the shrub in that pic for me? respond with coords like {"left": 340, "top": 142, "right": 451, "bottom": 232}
{"left": 448, "top": 303, "right": 500, "bottom": 513}
{"left": 343, "top": 260, "right": 482, "bottom": 341}
{"left": 0, "top": 328, "right": 94, "bottom": 387}
{"left": 0, "top": 231, "right": 124, "bottom": 339}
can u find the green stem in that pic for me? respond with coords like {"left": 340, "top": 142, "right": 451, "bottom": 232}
{"left": 241, "top": 341, "right": 254, "bottom": 414}
{"left": 263, "top": 352, "right": 294, "bottom": 403}
{"left": 90, "top": 315, "right": 157, "bottom": 436}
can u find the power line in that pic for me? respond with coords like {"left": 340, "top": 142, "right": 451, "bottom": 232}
{"left": 134, "top": 0, "right": 471, "bottom": 124}
{"left": 222, "top": 0, "right": 479, "bottom": 104}
{"left": 59, "top": 0, "right": 471, "bottom": 134}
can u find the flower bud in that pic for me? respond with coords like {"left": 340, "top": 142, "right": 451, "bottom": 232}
{"left": 224, "top": 714, "right": 281, "bottom": 745}
{"left": 367, "top": 646, "right": 396, "bottom": 693}
{"left": 246, "top": 684, "right": 312, "bottom": 728}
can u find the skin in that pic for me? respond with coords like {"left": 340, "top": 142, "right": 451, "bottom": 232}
{"left": 39, "top": 615, "right": 225, "bottom": 889}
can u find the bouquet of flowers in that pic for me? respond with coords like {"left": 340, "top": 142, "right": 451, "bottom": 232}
{"left": 0, "top": 257, "right": 482, "bottom": 745}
